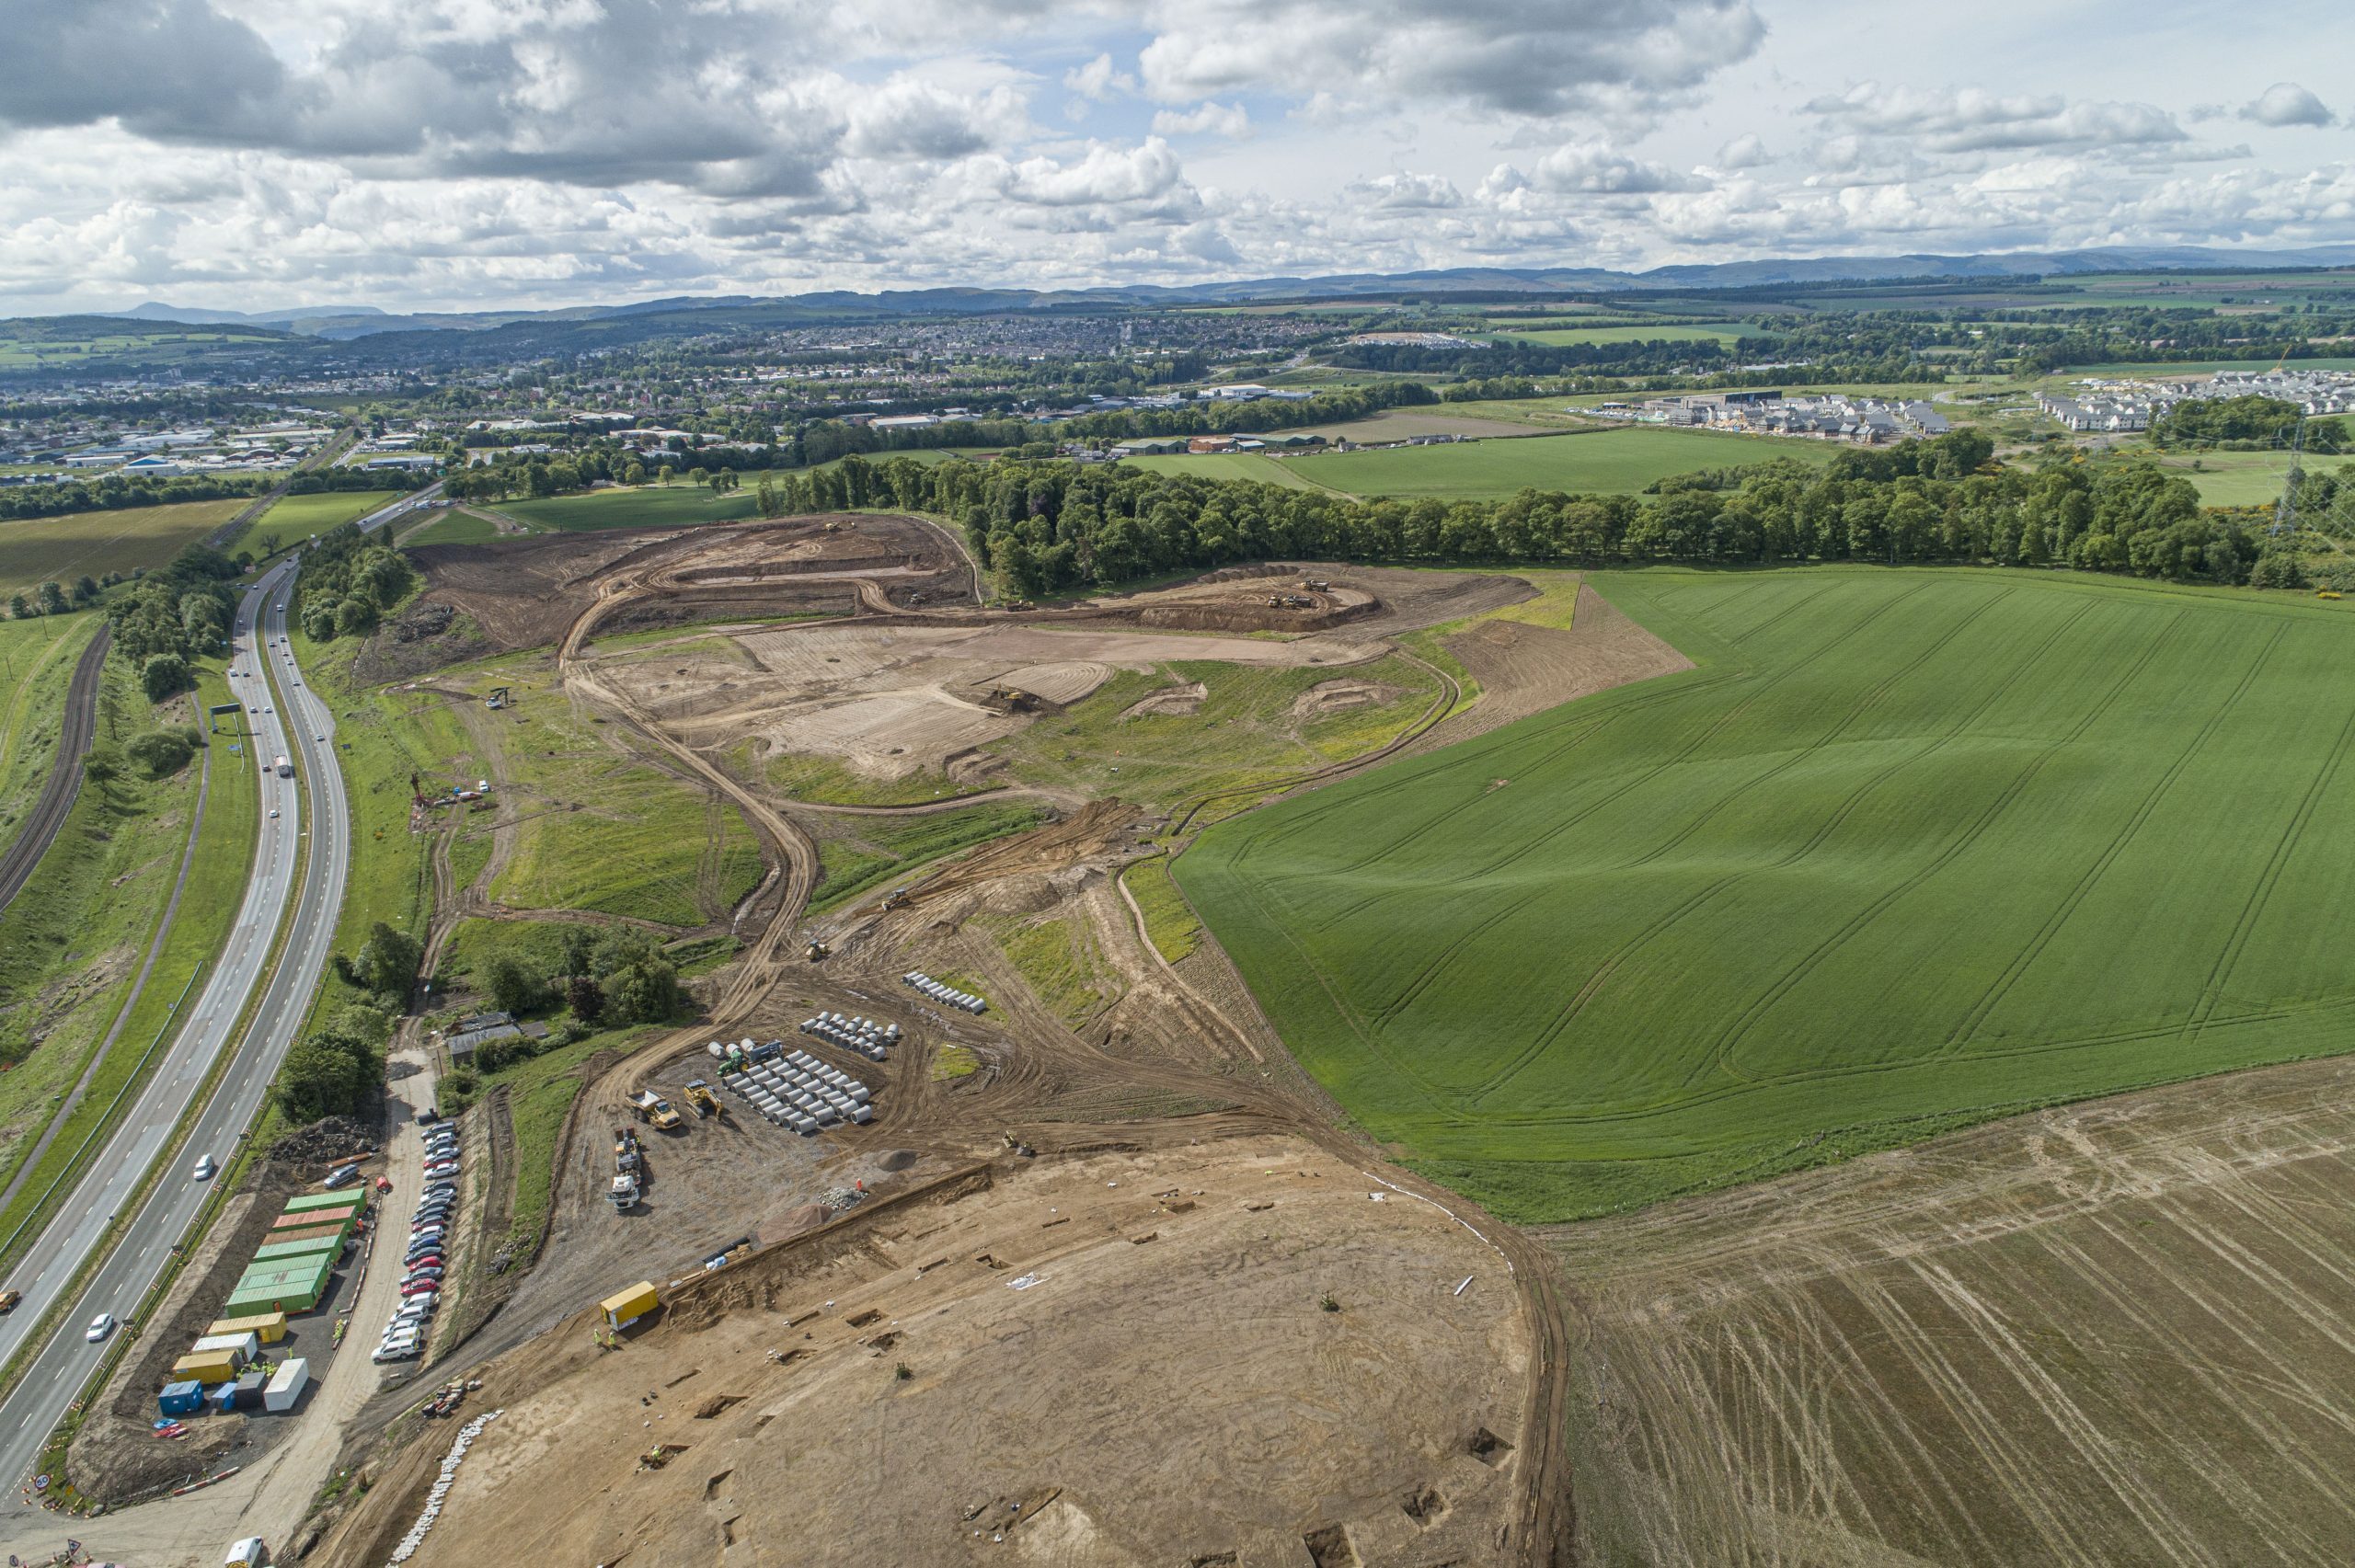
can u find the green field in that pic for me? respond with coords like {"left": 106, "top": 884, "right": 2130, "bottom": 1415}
{"left": 1179, "top": 567, "right": 2355, "bottom": 1220}
{"left": 0, "top": 499, "right": 248, "bottom": 593}
{"left": 501, "top": 485, "right": 762, "bottom": 532}
{"left": 401, "top": 509, "right": 511, "bottom": 546}
{"left": 2153, "top": 450, "right": 2354, "bottom": 508}
{"left": 1123, "top": 452, "right": 1325, "bottom": 489}
{"left": 0, "top": 612, "right": 99, "bottom": 834}
{"left": 809, "top": 799, "right": 1049, "bottom": 914}
{"left": 227, "top": 489, "right": 398, "bottom": 555}
{"left": 1490, "top": 322, "right": 1753, "bottom": 348}
{"left": 1285, "top": 427, "right": 1836, "bottom": 500}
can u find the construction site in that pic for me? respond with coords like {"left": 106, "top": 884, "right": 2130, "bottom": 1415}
{"left": 22, "top": 514, "right": 1696, "bottom": 1568}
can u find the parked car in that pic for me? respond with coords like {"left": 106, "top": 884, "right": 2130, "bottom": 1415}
{"left": 86, "top": 1312, "right": 115, "bottom": 1343}
{"left": 399, "top": 1281, "right": 440, "bottom": 1299}
{"left": 372, "top": 1342, "right": 419, "bottom": 1364}
{"left": 415, "top": 1106, "right": 440, "bottom": 1125}
{"left": 322, "top": 1164, "right": 362, "bottom": 1190}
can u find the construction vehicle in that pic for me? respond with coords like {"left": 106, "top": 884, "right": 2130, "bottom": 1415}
{"left": 486, "top": 685, "right": 511, "bottom": 709}
{"left": 2320, "top": 589, "right": 2344, "bottom": 601}
{"left": 1264, "top": 593, "right": 1313, "bottom": 609}
{"left": 806, "top": 939, "right": 829, "bottom": 962}
{"left": 882, "top": 885, "right": 912, "bottom": 911}
{"left": 1300, "top": 578, "right": 1331, "bottom": 591}
{"left": 614, "top": 1128, "right": 639, "bottom": 1172}
{"left": 1004, "top": 1131, "right": 1036, "bottom": 1159}
{"left": 629, "top": 1090, "right": 684, "bottom": 1131}
{"left": 609, "top": 1173, "right": 640, "bottom": 1210}
{"left": 986, "top": 685, "right": 1038, "bottom": 711}
{"left": 684, "top": 1081, "right": 720, "bottom": 1118}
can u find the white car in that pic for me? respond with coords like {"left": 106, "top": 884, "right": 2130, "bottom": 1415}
{"left": 372, "top": 1342, "right": 419, "bottom": 1364}
{"left": 191, "top": 1154, "right": 216, "bottom": 1182}
{"left": 86, "top": 1312, "right": 115, "bottom": 1343}
{"left": 268, "top": 808, "right": 281, "bottom": 819}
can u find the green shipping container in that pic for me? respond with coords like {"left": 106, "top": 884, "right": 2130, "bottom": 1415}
{"left": 226, "top": 1253, "right": 334, "bottom": 1313}
{"left": 254, "top": 1233, "right": 341, "bottom": 1264}
{"left": 283, "top": 1191, "right": 365, "bottom": 1216}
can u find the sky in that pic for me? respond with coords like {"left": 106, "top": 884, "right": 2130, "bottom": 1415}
{"left": 1, "top": 0, "right": 2351, "bottom": 315}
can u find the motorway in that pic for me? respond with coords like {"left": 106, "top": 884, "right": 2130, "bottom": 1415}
{"left": 0, "top": 557, "right": 351, "bottom": 1503}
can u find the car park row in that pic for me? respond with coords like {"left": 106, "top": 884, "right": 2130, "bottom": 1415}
{"left": 375, "top": 1117, "right": 459, "bottom": 1364}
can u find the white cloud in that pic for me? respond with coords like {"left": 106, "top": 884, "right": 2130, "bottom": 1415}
{"left": 1528, "top": 143, "right": 1707, "bottom": 195}
{"left": 1715, "top": 134, "right": 1771, "bottom": 170}
{"left": 2242, "top": 83, "right": 2335, "bottom": 128}
{"left": 1803, "top": 83, "right": 2187, "bottom": 155}
{"left": 1350, "top": 171, "right": 1465, "bottom": 210}
{"left": 1063, "top": 53, "right": 1134, "bottom": 101}
{"left": 1150, "top": 102, "right": 1250, "bottom": 139}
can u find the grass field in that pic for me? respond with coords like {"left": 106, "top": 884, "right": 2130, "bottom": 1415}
{"left": 226, "top": 489, "right": 398, "bottom": 555}
{"left": 501, "top": 485, "right": 762, "bottom": 532}
{"left": 808, "top": 799, "right": 1048, "bottom": 914}
{"left": 402, "top": 509, "right": 514, "bottom": 546}
{"left": 0, "top": 612, "right": 99, "bottom": 836}
{"left": 1489, "top": 322, "right": 1753, "bottom": 348}
{"left": 1122, "top": 452, "right": 1325, "bottom": 489}
{"left": 1285, "top": 427, "right": 1836, "bottom": 500}
{"left": 396, "top": 651, "right": 764, "bottom": 928}
{"left": 0, "top": 499, "right": 248, "bottom": 593}
{"left": 2152, "top": 449, "right": 2355, "bottom": 507}
{"left": 991, "top": 652, "right": 1443, "bottom": 816}
{"left": 1179, "top": 567, "right": 2355, "bottom": 1220}
{"left": 1120, "top": 855, "right": 1201, "bottom": 964}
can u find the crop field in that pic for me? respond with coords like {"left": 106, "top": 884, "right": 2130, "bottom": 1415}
{"left": 1286, "top": 426, "right": 1835, "bottom": 500}
{"left": 0, "top": 498, "right": 247, "bottom": 592}
{"left": 226, "top": 488, "right": 398, "bottom": 554}
{"left": 1179, "top": 567, "right": 2355, "bottom": 1220}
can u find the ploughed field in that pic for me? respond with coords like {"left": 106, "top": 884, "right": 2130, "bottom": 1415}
{"left": 1178, "top": 567, "right": 2355, "bottom": 1220}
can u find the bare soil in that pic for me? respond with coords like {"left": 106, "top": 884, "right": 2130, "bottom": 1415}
{"left": 1410, "top": 579, "right": 1693, "bottom": 752}
{"left": 322, "top": 1135, "right": 1530, "bottom": 1568}
{"left": 1547, "top": 1049, "right": 2355, "bottom": 1565}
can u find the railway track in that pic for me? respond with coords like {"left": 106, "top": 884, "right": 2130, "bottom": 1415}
{"left": 0, "top": 624, "right": 110, "bottom": 914}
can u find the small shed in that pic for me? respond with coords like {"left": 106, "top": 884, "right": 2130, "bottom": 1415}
{"left": 232, "top": 1370, "right": 268, "bottom": 1411}
{"left": 159, "top": 1380, "right": 204, "bottom": 1417}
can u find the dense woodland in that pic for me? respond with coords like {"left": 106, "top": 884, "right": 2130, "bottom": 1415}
{"left": 755, "top": 430, "right": 2299, "bottom": 594}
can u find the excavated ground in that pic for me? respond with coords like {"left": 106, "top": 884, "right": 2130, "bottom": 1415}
{"left": 283, "top": 536, "right": 1703, "bottom": 1568}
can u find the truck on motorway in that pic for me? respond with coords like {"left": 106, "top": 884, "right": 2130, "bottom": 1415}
{"left": 273, "top": 754, "right": 294, "bottom": 778}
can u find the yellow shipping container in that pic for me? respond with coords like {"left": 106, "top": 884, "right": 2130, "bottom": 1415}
{"left": 600, "top": 1280, "right": 660, "bottom": 1330}
{"left": 171, "top": 1352, "right": 239, "bottom": 1384}
{"left": 206, "top": 1312, "right": 289, "bottom": 1345}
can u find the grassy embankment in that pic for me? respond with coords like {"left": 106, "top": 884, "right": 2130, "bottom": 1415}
{"left": 0, "top": 612, "right": 99, "bottom": 833}
{"left": 0, "top": 653, "right": 258, "bottom": 1266}
{"left": 1181, "top": 567, "right": 2355, "bottom": 1221}
{"left": 1120, "top": 856, "right": 1201, "bottom": 965}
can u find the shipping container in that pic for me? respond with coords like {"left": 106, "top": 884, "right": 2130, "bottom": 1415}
{"left": 232, "top": 1371, "right": 268, "bottom": 1411}
{"left": 158, "top": 1380, "right": 204, "bottom": 1417}
{"left": 173, "top": 1353, "right": 240, "bottom": 1384}
{"left": 283, "top": 1190, "right": 365, "bottom": 1216}
{"left": 262, "top": 1356, "right": 310, "bottom": 1413}
{"left": 190, "top": 1331, "right": 259, "bottom": 1368}
{"left": 253, "top": 1233, "right": 342, "bottom": 1264}
{"left": 207, "top": 1311, "right": 288, "bottom": 1345}
{"left": 600, "top": 1280, "right": 660, "bottom": 1331}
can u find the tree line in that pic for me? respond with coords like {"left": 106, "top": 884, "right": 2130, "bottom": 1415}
{"left": 0, "top": 464, "right": 425, "bottom": 523}
{"left": 754, "top": 430, "right": 2288, "bottom": 595}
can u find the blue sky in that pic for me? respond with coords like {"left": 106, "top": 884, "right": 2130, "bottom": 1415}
{"left": 0, "top": 0, "right": 2349, "bottom": 313}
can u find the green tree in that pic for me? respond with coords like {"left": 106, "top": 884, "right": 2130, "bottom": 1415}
{"left": 482, "top": 955, "right": 547, "bottom": 1016}
{"left": 7, "top": 592, "right": 29, "bottom": 619}
{"left": 142, "top": 651, "right": 191, "bottom": 702}
{"left": 125, "top": 728, "right": 195, "bottom": 778}
{"left": 81, "top": 745, "right": 122, "bottom": 790}
{"left": 36, "top": 581, "right": 67, "bottom": 616}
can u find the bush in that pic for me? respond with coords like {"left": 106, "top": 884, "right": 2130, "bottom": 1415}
{"left": 125, "top": 728, "right": 196, "bottom": 779}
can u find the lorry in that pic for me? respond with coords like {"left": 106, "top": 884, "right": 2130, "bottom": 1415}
{"left": 273, "top": 754, "right": 293, "bottom": 778}
{"left": 629, "top": 1090, "right": 683, "bottom": 1131}
{"left": 609, "top": 1173, "right": 640, "bottom": 1210}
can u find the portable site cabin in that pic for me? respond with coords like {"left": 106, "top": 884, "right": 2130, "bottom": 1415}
{"left": 174, "top": 1352, "right": 241, "bottom": 1384}
{"left": 191, "top": 1331, "right": 260, "bottom": 1368}
{"left": 601, "top": 1281, "right": 660, "bottom": 1331}
{"left": 253, "top": 1233, "right": 342, "bottom": 1265}
{"left": 207, "top": 1311, "right": 288, "bottom": 1345}
{"left": 158, "top": 1380, "right": 204, "bottom": 1417}
{"left": 263, "top": 1357, "right": 309, "bottom": 1413}
{"left": 270, "top": 1205, "right": 355, "bottom": 1236}
{"left": 232, "top": 1371, "right": 268, "bottom": 1411}
{"left": 208, "top": 1382, "right": 238, "bottom": 1414}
